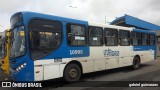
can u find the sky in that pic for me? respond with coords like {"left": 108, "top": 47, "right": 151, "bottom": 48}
{"left": 0, "top": 0, "right": 160, "bottom": 32}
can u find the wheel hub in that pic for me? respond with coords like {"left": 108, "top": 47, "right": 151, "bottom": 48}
{"left": 68, "top": 68, "right": 77, "bottom": 79}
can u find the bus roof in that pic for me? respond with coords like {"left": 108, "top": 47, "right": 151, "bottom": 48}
{"left": 89, "top": 22, "right": 133, "bottom": 31}
{"left": 12, "top": 11, "right": 88, "bottom": 25}
{"left": 10, "top": 11, "right": 157, "bottom": 34}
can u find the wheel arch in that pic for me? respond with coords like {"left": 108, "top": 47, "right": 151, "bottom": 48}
{"left": 63, "top": 60, "right": 83, "bottom": 76}
{"left": 132, "top": 55, "right": 141, "bottom": 70}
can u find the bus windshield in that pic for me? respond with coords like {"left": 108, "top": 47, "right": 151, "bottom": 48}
{"left": 10, "top": 26, "right": 25, "bottom": 58}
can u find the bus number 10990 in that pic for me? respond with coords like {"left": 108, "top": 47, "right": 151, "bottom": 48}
{"left": 70, "top": 50, "right": 83, "bottom": 55}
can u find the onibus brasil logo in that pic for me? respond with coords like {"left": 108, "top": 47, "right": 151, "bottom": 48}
{"left": 1, "top": 82, "right": 42, "bottom": 87}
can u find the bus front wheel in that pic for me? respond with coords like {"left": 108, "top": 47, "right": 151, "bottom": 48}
{"left": 64, "top": 63, "right": 81, "bottom": 82}
{"left": 132, "top": 56, "right": 140, "bottom": 70}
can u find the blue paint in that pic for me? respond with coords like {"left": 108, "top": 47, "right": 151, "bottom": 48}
{"left": 133, "top": 45, "right": 157, "bottom": 60}
{"left": 10, "top": 12, "right": 158, "bottom": 81}
{"left": 110, "top": 15, "right": 158, "bottom": 59}
{"left": 10, "top": 55, "right": 34, "bottom": 81}
{"left": 133, "top": 29, "right": 157, "bottom": 60}
{"left": 133, "top": 46, "right": 155, "bottom": 51}
{"left": 110, "top": 14, "right": 160, "bottom": 30}
{"left": 110, "top": 16, "right": 125, "bottom": 25}
{"left": 9, "top": 12, "right": 89, "bottom": 81}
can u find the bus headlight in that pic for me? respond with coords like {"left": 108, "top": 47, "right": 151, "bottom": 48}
{"left": 18, "top": 67, "right": 21, "bottom": 70}
{"left": 16, "top": 68, "right": 20, "bottom": 72}
{"left": 16, "top": 63, "right": 27, "bottom": 72}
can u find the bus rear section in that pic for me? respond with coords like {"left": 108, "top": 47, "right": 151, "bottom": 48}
{"left": 88, "top": 22, "right": 156, "bottom": 72}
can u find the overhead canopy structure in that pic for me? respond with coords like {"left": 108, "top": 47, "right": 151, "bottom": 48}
{"left": 110, "top": 14, "right": 160, "bottom": 30}
{"left": 110, "top": 14, "right": 160, "bottom": 56}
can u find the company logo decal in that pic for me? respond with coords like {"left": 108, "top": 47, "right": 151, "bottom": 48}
{"left": 104, "top": 49, "right": 119, "bottom": 57}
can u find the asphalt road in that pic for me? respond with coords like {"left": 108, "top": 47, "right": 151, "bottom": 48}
{"left": 49, "top": 59, "right": 160, "bottom": 90}
{"left": 0, "top": 59, "right": 160, "bottom": 90}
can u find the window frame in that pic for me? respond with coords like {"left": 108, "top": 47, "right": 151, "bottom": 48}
{"left": 141, "top": 33, "right": 149, "bottom": 46}
{"left": 104, "top": 28, "right": 118, "bottom": 46}
{"left": 119, "top": 30, "right": 130, "bottom": 46}
{"left": 149, "top": 34, "right": 155, "bottom": 46}
{"left": 28, "top": 18, "right": 63, "bottom": 60}
{"left": 88, "top": 26, "right": 103, "bottom": 46}
{"left": 67, "top": 23, "right": 87, "bottom": 46}
{"left": 131, "top": 31, "right": 141, "bottom": 46}
{"left": 9, "top": 26, "right": 26, "bottom": 59}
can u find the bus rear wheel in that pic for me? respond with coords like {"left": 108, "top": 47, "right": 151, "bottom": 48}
{"left": 132, "top": 56, "right": 140, "bottom": 70}
{"left": 64, "top": 63, "right": 81, "bottom": 82}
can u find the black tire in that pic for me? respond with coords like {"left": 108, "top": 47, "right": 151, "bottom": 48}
{"left": 64, "top": 63, "right": 81, "bottom": 82}
{"left": 132, "top": 56, "right": 140, "bottom": 70}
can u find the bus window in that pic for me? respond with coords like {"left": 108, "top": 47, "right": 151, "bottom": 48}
{"left": 67, "top": 24, "right": 86, "bottom": 46}
{"left": 29, "top": 19, "right": 62, "bottom": 60}
{"left": 89, "top": 26, "right": 103, "bottom": 46}
{"left": 10, "top": 26, "right": 26, "bottom": 58}
{"left": 141, "top": 33, "right": 148, "bottom": 46}
{"left": 149, "top": 34, "right": 155, "bottom": 45}
{"left": 104, "top": 28, "right": 118, "bottom": 46}
{"left": 119, "top": 30, "right": 130, "bottom": 46}
{"left": 131, "top": 31, "right": 141, "bottom": 46}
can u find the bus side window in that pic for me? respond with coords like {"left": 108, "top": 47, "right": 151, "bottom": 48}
{"left": 141, "top": 33, "right": 149, "bottom": 46}
{"left": 149, "top": 34, "right": 155, "bottom": 46}
{"left": 119, "top": 30, "right": 130, "bottom": 46}
{"left": 29, "top": 19, "right": 62, "bottom": 60}
{"left": 89, "top": 26, "right": 103, "bottom": 46}
{"left": 131, "top": 31, "right": 141, "bottom": 46}
{"left": 67, "top": 24, "right": 86, "bottom": 46}
{"left": 104, "top": 28, "right": 118, "bottom": 46}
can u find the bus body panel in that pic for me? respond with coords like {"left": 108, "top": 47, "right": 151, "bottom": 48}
{"left": 10, "top": 12, "right": 89, "bottom": 81}
{"left": 9, "top": 12, "right": 157, "bottom": 81}
{"left": 34, "top": 33, "right": 156, "bottom": 81}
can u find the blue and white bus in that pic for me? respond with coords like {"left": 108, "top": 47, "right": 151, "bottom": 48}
{"left": 9, "top": 12, "right": 156, "bottom": 82}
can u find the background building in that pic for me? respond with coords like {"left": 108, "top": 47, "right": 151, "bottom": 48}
{"left": 110, "top": 15, "right": 160, "bottom": 56}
